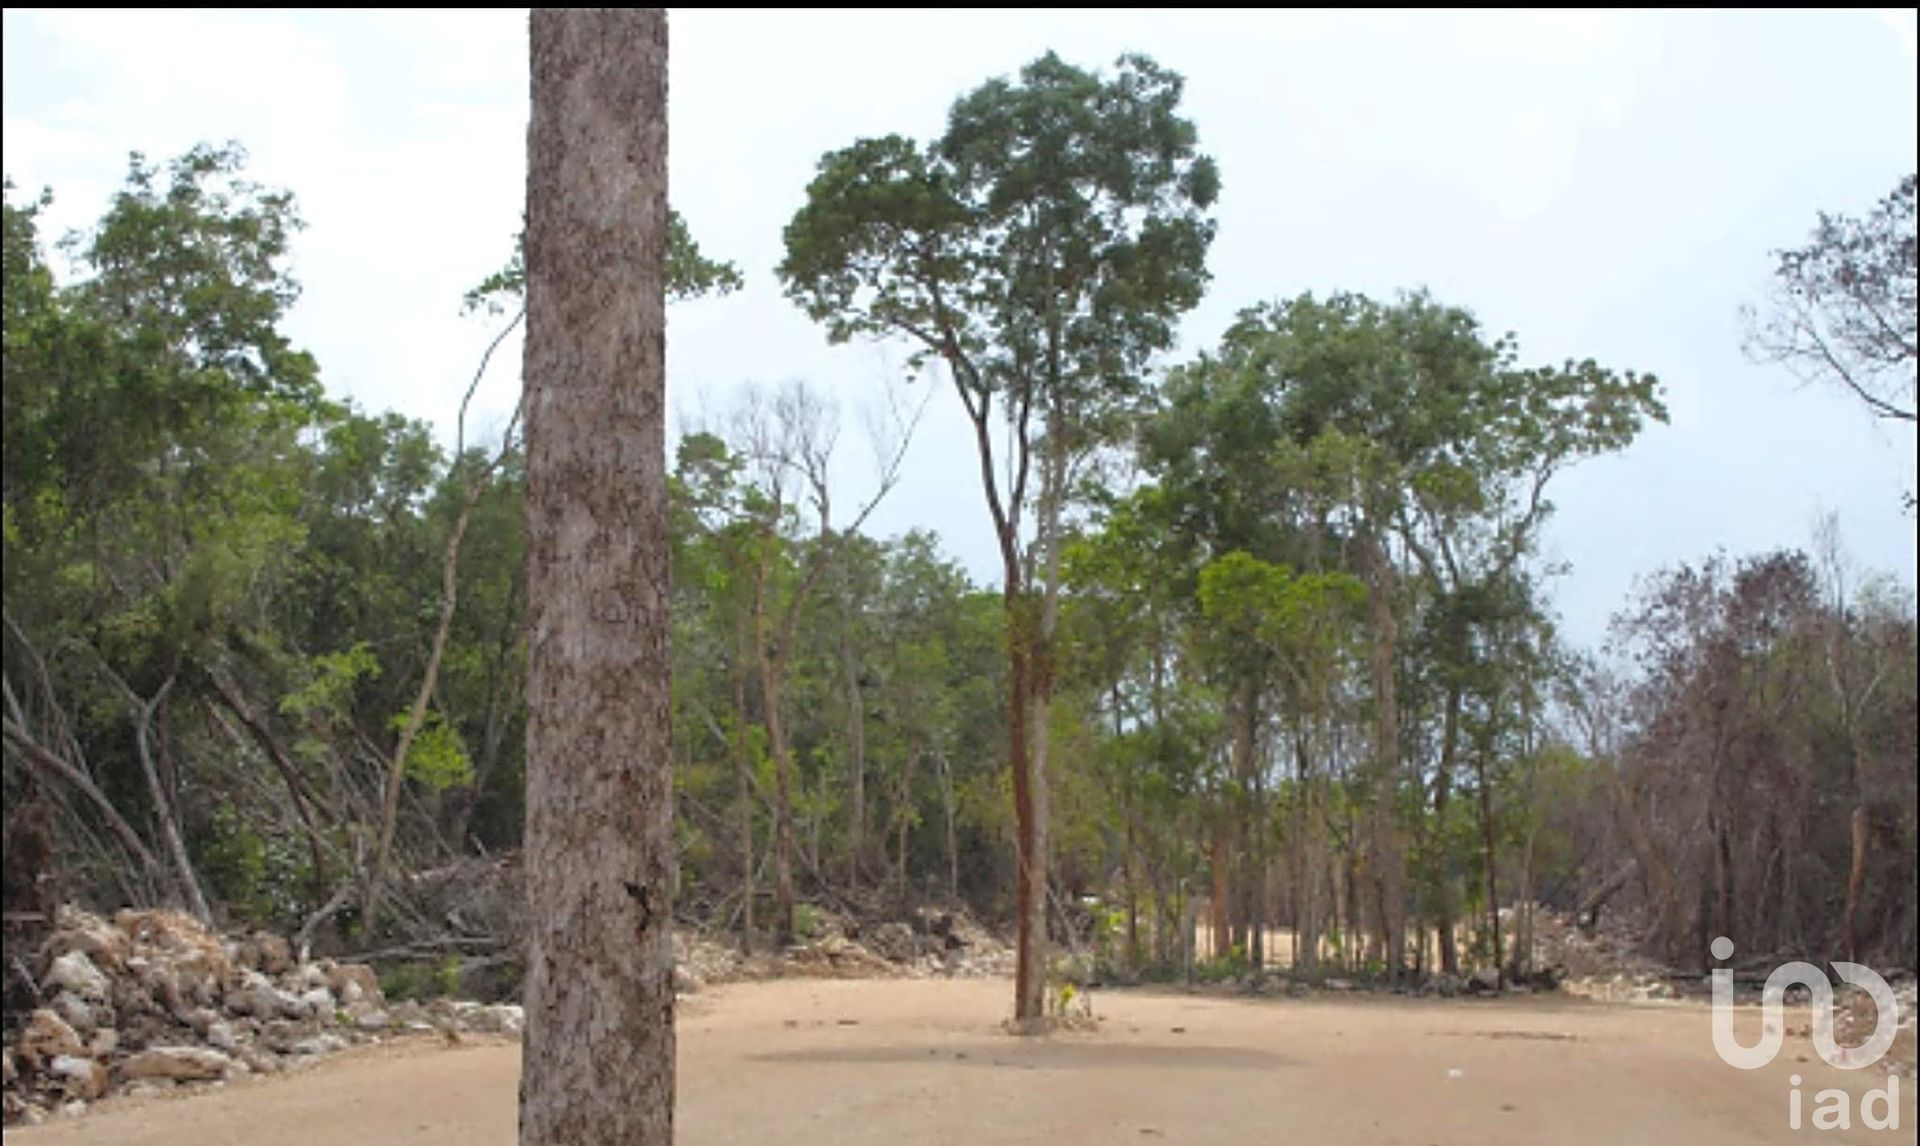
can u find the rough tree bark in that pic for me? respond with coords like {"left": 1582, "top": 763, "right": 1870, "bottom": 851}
{"left": 1007, "top": 589, "right": 1046, "bottom": 1022}
{"left": 519, "top": 10, "right": 674, "bottom": 1145}
{"left": 1018, "top": 429, "right": 1069, "bottom": 1012}
{"left": 1362, "top": 530, "right": 1406, "bottom": 981}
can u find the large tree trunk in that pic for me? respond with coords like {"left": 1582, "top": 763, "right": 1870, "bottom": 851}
{"left": 520, "top": 11, "right": 674, "bottom": 1144}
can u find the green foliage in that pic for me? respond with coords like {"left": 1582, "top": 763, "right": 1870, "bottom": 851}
{"left": 394, "top": 710, "right": 473, "bottom": 791}
{"left": 780, "top": 48, "right": 1219, "bottom": 432}
{"left": 435, "top": 955, "right": 462, "bottom": 997}
{"left": 1193, "top": 944, "right": 1250, "bottom": 984}
{"left": 197, "top": 805, "right": 269, "bottom": 917}
{"left": 195, "top": 804, "right": 309, "bottom": 926}
{"left": 463, "top": 209, "right": 742, "bottom": 316}
{"left": 281, "top": 643, "right": 381, "bottom": 721}
{"left": 379, "top": 956, "right": 463, "bottom": 1002}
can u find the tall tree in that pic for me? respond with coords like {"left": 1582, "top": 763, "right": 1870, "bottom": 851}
{"left": 520, "top": 9, "right": 673, "bottom": 1145}
{"left": 780, "top": 50, "right": 1218, "bottom": 1023}
{"left": 4, "top": 146, "right": 320, "bottom": 927}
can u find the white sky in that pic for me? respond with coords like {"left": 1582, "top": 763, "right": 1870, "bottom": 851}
{"left": 4, "top": 9, "right": 1916, "bottom": 648}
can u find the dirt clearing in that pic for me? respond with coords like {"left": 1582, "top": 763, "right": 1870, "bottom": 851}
{"left": 11, "top": 977, "right": 1911, "bottom": 1145}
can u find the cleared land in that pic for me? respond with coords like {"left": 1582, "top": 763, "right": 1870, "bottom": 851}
{"left": 12, "top": 977, "right": 1912, "bottom": 1145}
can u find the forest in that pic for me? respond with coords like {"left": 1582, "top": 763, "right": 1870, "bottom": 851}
{"left": 3, "top": 48, "right": 1915, "bottom": 1039}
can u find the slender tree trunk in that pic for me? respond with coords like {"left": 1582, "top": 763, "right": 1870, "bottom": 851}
{"left": 1514, "top": 825, "right": 1536, "bottom": 980}
{"left": 3, "top": 717, "right": 166, "bottom": 903}
{"left": 1125, "top": 812, "right": 1140, "bottom": 968}
{"left": 1362, "top": 530, "right": 1406, "bottom": 981}
{"left": 842, "top": 607, "right": 867, "bottom": 887}
{"left": 753, "top": 589, "right": 797, "bottom": 948}
{"left": 1843, "top": 805, "right": 1869, "bottom": 964}
{"left": 1474, "top": 734, "right": 1501, "bottom": 987}
{"left": 520, "top": 11, "right": 674, "bottom": 1143}
{"left": 133, "top": 678, "right": 211, "bottom": 923}
{"left": 1345, "top": 829, "right": 1361, "bottom": 973}
{"left": 1182, "top": 878, "right": 1198, "bottom": 983}
{"left": 206, "top": 685, "right": 331, "bottom": 906}
{"left": 449, "top": 576, "right": 525, "bottom": 851}
{"left": 1210, "top": 819, "right": 1230, "bottom": 960}
{"left": 1006, "top": 580, "right": 1046, "bottom": 1023}
{"left": 1599, "top": 747, "right": 1679, "bottom": 947}
{"left": 895, "top": 742, "right": 919, "bottom": 900}
{"left": 1434, "top": 684, "right": 1462, "bottom": 977}
{"left": 733, "top": 651, "right": 755, "bottom": 955}
{"left": 1292, "top": 735, "right": 1312, "bottom": 974}
{"left": 1231, "top": 681, "right": 1261, "bottom": 969}
{"left": 365, "top": 432, "right": 498, "bottom": 933}
{"left": 938, "top": 753, "right": 959, "bottom": 900}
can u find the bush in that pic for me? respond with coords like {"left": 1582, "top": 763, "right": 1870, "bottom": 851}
{"left": 196, "top": 804, "right": 310, "bottom": 926}
{"left": 379, "top": 954, "right": 464, "bottom": 1001}
{"left": 1193, "top": 944, "right": 1250, "bottom": 984}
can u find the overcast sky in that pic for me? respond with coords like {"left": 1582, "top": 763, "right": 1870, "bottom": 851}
{"left": 4, "top": 9, "right": 1915, "bottom": 648}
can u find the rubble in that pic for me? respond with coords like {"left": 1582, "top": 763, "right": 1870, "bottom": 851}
{"left": 1835, "top": 975, "right": 1919, "bottom": 1082}
{"left": 670, "top": 904, "right": 1016, "bottom": 988}
{"left": 119, "top": 1047, "right": 233, "bottom": 1082}
{"left": 1, "top": 906, "right": 397, "bottom": 1124}
{"left": 3, "top": 899, "right": 1018, "bottom": 1124}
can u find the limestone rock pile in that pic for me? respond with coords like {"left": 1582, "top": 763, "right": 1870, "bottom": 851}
{"left": 3, "top": 906, "right": 422, "bottom": 1125}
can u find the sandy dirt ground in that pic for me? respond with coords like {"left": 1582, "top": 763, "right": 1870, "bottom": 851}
{"left": 11, "top": 977, "right": 1913, "bottom": 1145}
